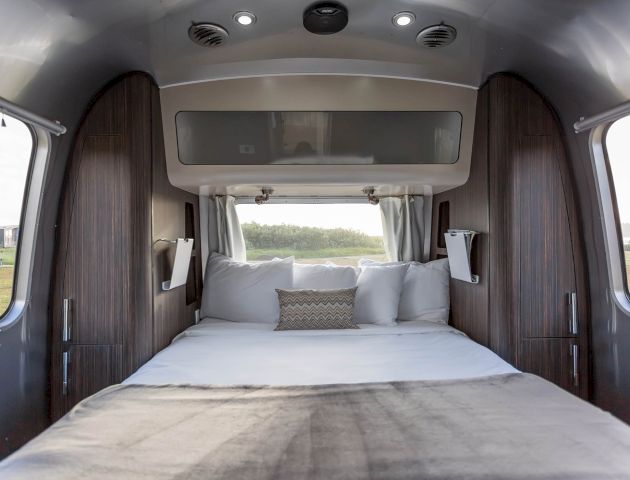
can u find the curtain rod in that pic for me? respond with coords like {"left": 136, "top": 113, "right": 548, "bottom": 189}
{"left": 574, "top": 100, "right": 630, "bottom": 133}
{"left": 0, "top": 97, "right": 67, "bottom": 136}
{"left": 230, "top": 194, "right": 413, "bottom": 205}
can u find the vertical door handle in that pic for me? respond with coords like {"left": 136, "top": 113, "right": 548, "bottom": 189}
{"left": 570, "top": 343, "right": 579, "bottom": 388}
{"left": 568, "top": 292, "right": 578, "bottom": 335}
{"left": 62, "top": 298, "right": 72, "bottom": 342}
{"left": 62, "top": 350, "right": 70, "bottom": 396}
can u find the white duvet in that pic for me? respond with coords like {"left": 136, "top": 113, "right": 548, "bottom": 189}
{"left": 125, "top": 319, "right": 517, "bottom": 386}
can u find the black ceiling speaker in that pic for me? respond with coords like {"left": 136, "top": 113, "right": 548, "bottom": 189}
{"left": 303, "top": 2, "right": 348, "bottom": 35}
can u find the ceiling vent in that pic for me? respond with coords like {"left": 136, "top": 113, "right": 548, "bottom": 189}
{"left": 303, "top": 2, "right": 349, "bottom": 35}
{"left": 188, "top": 23, "right": 229, "bottom": 47}
{"left": 416, "top": 23, "right": 457, "bottom": 48}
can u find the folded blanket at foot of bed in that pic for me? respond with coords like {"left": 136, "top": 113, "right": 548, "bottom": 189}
{"left": 2, "top": 373, "right": 630, "bottom": 480}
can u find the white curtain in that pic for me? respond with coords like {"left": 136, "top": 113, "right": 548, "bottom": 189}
{"left": 206, "top": 195, "right": 246, "bottom": 263}
{"left": 379, "top": 195, "right": 430, "bottom": 262}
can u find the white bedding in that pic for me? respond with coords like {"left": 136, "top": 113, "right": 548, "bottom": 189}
{"left": 125, "top": 318, "right": 517, "bottom": 386}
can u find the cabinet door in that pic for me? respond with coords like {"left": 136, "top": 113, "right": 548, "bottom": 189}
{"left": 516, "top": 135, "right": 577, "bottom": 338}
{"left": 62, "top": 135, "right": 127, "bottom": 345}
{"left": 519, "top": 338, "right": 584, "bottom": 396}
{"left": 53, "top": 345, "right": 123, "bottom": 419}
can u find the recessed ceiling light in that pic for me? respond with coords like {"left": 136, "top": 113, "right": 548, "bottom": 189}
{"left": 234, "top": 11, "right": 256, "bottom": 26}
{"left": 392, "top": 12, "right": 415, "bottom": 27}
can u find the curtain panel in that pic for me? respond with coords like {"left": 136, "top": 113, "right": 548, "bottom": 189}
{"left": 379, "top": 195, "right": 429, "bottom": 262}
{"left": 206, "top": 195, "right": 246, "bottom": 263}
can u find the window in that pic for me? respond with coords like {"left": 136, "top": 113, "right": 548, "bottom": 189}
{"left": 605, "top": 116, "right": 630, "bottom": 292}
{"left": 176, "top": 111, "right": 462, "bottom": 165}
{"left": 0, "top": 114, "right": 34, "bottom": 316}
{"left": 235, "top": 203, "right": 386, "bottom": 266}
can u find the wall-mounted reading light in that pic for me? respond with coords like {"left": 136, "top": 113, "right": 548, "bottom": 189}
{"left": 392, "top": 12, "right": 415, "bottom": 27}
{"left": 444, "top": 230, "right": 478, "bottom": 284}
{"left": 154, "top": 238, "right": 194, "bottom": 291}
{"left": 255, "top": 187, "right": 274, "bottom": 205}
{"left": 234, "top": 11, "right": 257, "bottom": 26}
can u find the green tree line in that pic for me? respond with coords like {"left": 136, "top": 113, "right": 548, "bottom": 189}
{"left": 242, "top": 222, "right": 383, "bottom": 251}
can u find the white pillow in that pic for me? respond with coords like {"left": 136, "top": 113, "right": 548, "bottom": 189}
{"left": 354, "top": 264, "right": 407, "bottom": 326}
{"left": 360, "top": 258, "right": 450, "bottom": 323}
{"left": 201, "top": 253, "right": 293, "bottom": 323}
{"left": 293, "top": 263, "right": 358, "bottom": 290}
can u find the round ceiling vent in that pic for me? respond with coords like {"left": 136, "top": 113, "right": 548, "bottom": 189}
{"left": 416, "top": 23, "right": 457, "bottom": 48}
{"left": 188, "top": 23, "right": 229, "bottom": 47}
{"left": 303, "top": 2, "right": 348, "bottom": 35}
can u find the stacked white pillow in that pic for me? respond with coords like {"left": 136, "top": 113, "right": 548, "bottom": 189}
{"left": 293, "top": 263, "right": 358, "bottom": 290}
{"left": 359, "top": 258, "right": 450, "bottom": 324}
{"left": 200, "top": 254, "right": 449, "bottom": 326}
{"left": 353, "top": 263, "right": 408, "bottom": 326}
{"left": 201, "top": 253, "right": 293, "bottom": 323}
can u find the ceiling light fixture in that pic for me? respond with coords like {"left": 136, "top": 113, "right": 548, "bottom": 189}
{"left": 392, "top": 12, "right": 415, "bottom": 27}
{"left": 233, "top": 11, "right": 256, "bottom": 26}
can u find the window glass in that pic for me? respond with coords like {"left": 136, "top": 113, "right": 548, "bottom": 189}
{"left": 176, "top": 111, "right": 462, "bottom": 165}
{"left": 605, "top": 116, "right": 630, "bottom": 290}
{"left": 235, "top": 203, "right": 386, "bottom": 266}
{"left": 0, "top": 115, "right": 33, "bottom": 316}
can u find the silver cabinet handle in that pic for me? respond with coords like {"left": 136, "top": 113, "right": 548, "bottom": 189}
{"left": 62, "top": 351, "right": 70, "bottom": 396}
{"left": 571, "top": 344, "right": 579, "bottom": 387}
{"left": 568, "top": 292, "right": 578, "bottom": 335}
{"left": 62, "top": 298, "right": 72, "bottom": 342}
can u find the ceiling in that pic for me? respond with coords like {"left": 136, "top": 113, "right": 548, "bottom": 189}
{"left": 1, "top": 0, "right": 630, "bottom": 140}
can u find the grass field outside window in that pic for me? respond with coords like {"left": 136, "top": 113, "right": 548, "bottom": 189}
{"left": 0, "top": 247, "right": 16, "bottom": 313}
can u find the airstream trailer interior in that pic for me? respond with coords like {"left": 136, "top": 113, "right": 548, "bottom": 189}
{"left": 1, "top": 1, "right": 630, "bottom": 478}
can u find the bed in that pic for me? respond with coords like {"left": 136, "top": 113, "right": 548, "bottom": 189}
{"left": 125, "top": 318, "right": 517, "bottom": 386}
{"left": 2, "top": 318, "right": 630, "bottom": 479}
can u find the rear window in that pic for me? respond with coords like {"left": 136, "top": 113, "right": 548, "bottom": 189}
{"left": 235, "top": 203, "right": 386, "bottom": 266}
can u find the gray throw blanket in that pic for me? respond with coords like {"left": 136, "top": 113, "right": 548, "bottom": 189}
{"left": 2, "top": 374, "right": 630, "bottom": 479}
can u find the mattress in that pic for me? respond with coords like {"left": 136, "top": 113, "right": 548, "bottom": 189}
{"left": 125, "top": 318, "right": 517, "bottom": 386}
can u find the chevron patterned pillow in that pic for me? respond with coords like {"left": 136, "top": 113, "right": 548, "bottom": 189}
{"left": 275, "top": 288, "right": 359, "bottom": 331}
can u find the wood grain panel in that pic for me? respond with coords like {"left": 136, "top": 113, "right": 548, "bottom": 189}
{"left": 152, "top": 82, "right": 203, "bottom": 353}
{"left": 51, "top": 73, "right": 157, "bottom": 418}
{"left": 516, "top": 135, "right": 576, "bottom": 338}
{"left": 519, "top": 338, "right": 586, "bottom": 396}
{"left": 488, "top": 76, "right": 520, "bottom": 364}
{"left": 433, "top": 74, "right": 589, "bottom": 398}
{"left": 62, "top": 135, "right": 125, "bottom": 345}
{"left": 123, "top": 75, "right": 154, "bottom": 376}
{"left": 431, "top": 84, "right": 489, "bottom": 346}
{"left": 60, "top": 345, "right": 123, "bottom": 417}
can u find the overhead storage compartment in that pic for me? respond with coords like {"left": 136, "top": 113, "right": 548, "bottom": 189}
{"left": 159, "top": 76, "right": 478, "bottom": 196}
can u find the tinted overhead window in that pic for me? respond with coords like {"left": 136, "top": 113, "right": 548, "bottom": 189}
{"left": 605, "top": 116, "right": 630, "bottom": 291}
{"left": 235, "top": 203, "right": 386, "bottom": 266}
{"left": 176, "top": 111, "right": 462, "bottom": 165}
{"left": 0, "top": 114, "right": 33, "bottom": 316}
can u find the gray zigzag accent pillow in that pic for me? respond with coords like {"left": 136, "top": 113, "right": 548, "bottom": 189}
{"left": 275, "top": 288, "right": 359, "bottom": 331}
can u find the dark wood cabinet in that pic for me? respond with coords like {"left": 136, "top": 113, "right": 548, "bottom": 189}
{"left": 515, "top": 135, "right": 578, "bottom": 339}
{"left": 487, "top": 76, "right": 588, "bottom": 396}
{"left": 519, "top": 339, "right": 582, "bottom": 395}
{"left": 61, "top": 345, "right": 123, "bottom": 411}
{"left": 62, "top": 136, "right": 126, "bottom": 346}
{"left": 50, "top": 73, "right": 202, "bottom": 420}
{"left": 432, "top": 74, "right": 589, "bottom": 398}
